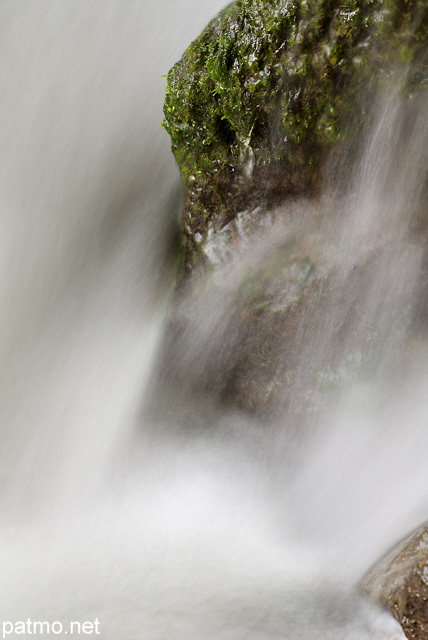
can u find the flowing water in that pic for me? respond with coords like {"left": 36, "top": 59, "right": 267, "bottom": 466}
{"left": 1, "top": 2, "right": 428, "bottom": 639}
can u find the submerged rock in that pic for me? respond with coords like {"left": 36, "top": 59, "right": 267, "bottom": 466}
{"left": 362, "top": 524, "right": 428, "bottom": 640}
{"left": 163, "top": 0, "right": 427, "bottom": 269}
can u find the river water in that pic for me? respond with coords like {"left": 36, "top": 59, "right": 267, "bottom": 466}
{"left": 1, "top": 2, "right": 427, "bottom": 639}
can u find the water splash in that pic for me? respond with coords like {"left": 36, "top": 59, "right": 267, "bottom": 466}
{"left": 1, "top": 3, "right": 428, "bottom": 639}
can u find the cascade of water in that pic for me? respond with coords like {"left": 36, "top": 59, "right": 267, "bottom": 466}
{"left": 0, "top": 0, "right": 227, "bottom": 518}
{"left": 1, "top": 2, "right": 427, "bottom": 639}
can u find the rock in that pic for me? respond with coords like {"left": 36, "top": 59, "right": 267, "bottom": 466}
{"left": 163, "top": 0, "right": 427, "bottom": 270}
{"left": 154, "top": 0, "right": 428, "bottom": 421}
{"left": 362, "top": 524, "right": 428, "bottom": 640}
{"left": 152, "top": 199, "right": 392, "bottom": 420}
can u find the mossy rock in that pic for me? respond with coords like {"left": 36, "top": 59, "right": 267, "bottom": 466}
{"left": 163, "top": 0, "right": 427, "bottom": 269}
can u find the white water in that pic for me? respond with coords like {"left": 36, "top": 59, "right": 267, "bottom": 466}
{"left": 1, "top": 2, "right": 427, "bottom": 639}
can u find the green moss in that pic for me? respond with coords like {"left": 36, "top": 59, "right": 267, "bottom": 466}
{"left": 163, "top": 0, "right": 427, "bottom": 269}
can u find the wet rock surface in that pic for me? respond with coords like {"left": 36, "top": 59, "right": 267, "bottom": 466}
{"left": 152, "top": 194, "right": 424, "bottom": 422}
{"left": 158, "top": 0, "right": 428, "bottom": 421}
{"left": 163, "top": 0, "right": 427, "bottom": 269}
{"left": 362, "top": 524, "right": 428, "bottom": 640}
{"left": 155, "top": 200, "right": 335, "bottom": 419}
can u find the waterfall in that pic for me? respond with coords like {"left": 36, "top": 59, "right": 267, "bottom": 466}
{"left": 1, "top": 2, "right": 427, "bottom": 639}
